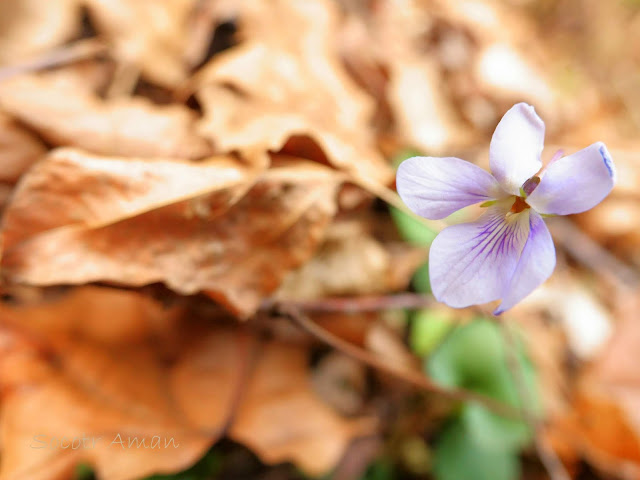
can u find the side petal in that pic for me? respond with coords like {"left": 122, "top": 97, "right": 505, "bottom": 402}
{"left": 490, "top": 103, "right": 545, "bottom": 195}
{"left": 494, "top": 211, "right": 555, "bottom": 314}
{"left": 397, "top": 156, "right": 503, "bottom": 220}
{"left": 429, "top": 202, "right": 531, "bottom": 308}
{"left": 525, "top": 142, "right": 615, "bottom": 215}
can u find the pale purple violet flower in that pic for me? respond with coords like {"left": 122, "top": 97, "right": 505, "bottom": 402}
{"left": 396, "top": 103, "right": 615, "bottom": 314}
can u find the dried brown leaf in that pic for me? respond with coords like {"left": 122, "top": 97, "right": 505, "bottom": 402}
{"left": 0, "top": 112, "right": 46, "bottom": 183}
{"left": 339, "top": 1, "right": 471, "bottom": 151}
{"left": 1, "top": 148, "right": 253, "bottom": 252}
{"left": 546, "top": 295, "right": 640, "bottom": 476}
{"left": 0, "top": 287, "right": 216, "bottom": 480}
{"left": 81, "top": 0, "right": 198, "bottom": 88}
{"left": 229, "top": 341, "right": 374, "bottom": 475}
{"left": 1, "top": 150, "right": 339, "bottom": 317}
{"left": 0, "top": 73, "right": 212, "bottom": 159}
{"left": 0, "top": 0, "right": 81, "bottom": 65}
{"left": 0, "top": 287, "right": 371, "bottom": 479}
{"left": 194, "top": 0, "right": 392, "bottom": 185}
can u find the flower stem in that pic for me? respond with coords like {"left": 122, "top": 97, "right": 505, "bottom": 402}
{"left": 277, "top": 303, "right": 523, "bottom": 419}
{"left": 498, "top": 317, "right": 571, "bottom": 480}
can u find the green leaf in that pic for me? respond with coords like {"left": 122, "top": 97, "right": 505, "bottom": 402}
{"left": 74, "top": 464, "right": 95, "bottom": 480}
{"left": 462, "top": 402, "right": 532, "bottom": 451}
{"left": 359, "top": 458, "right": 395, "bottom": 480}
{"left": 427, "top": 319, "right": 538, "bottom": 406}
{"left": 389, "top": 206, "right": 437, "bottom": 246}
{"left": 143, "top": 448, "right": 222, "bottom": 480}
{"left": 427, "top": 318, "right": 540, "bottom": 450}
{"left": 410, "top": 261, "right": 431, "bottom": 293}
{"left": 434, "top": 416, "right": 520, "bottom": 480}
{"left": 409, "top": 309, "right": 453, "bottom": 356}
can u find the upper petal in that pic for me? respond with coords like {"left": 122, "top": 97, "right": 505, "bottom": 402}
{"left": 490, "top": 103, "right": 545, "bottom": 195}
{"left": 525, "top": 142, "right": 615, "bottom": 215}
{"left": 429, "top": 201, "right": 531, "bottom": 308}
{"left": 397, "top": 156, "right": 503, "bottom": 220}
{"left": 494, "top": 211, "right": 555, "bottom": 314}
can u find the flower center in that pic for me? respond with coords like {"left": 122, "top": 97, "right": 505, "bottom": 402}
{"left": 510, "top": 196, "right": 529, "bottom": 213}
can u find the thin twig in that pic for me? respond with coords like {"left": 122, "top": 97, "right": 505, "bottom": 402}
{"left": 277, "top": 304, "right": 522, "bottom": 419}
{"left": 261, "top": 293, "right": 435, "bottom": 313}
{"left": 0, "top": 39, "right": 107, "bottom": 82}
{"left": 499, "top": 319, "right": 571, "bottom": 480}
{"left": 546, "top": 217, "right": 638, "bottom": 289}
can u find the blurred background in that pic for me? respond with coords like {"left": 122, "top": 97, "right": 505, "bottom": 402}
{"left": 0, "top": 1, "right": 639, "bottom": 479}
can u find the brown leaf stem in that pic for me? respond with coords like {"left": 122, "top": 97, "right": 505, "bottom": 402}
{"left": 262, "top": 293, "right": 435, "bottom": 313}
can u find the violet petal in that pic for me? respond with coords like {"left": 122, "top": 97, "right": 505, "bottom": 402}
{"left": 429, "top": 201, "right": 531, "bottom": 308}
{"left": 490, "top": 103, "right": 545, "bottom": 195}
{"left": 526, "top": 142, "right": 615, "bottom": 215}
{"left": 494, "top": 211, "right": 555, "bottom": 314}
{"left": 397, "top": 156, "right": 504, "bottom": 220}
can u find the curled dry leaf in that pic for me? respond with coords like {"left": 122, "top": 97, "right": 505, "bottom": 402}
{"left": 0, "top": 0, "right": 80, "bottom": 65}
{"left": 194, "top": 0, "right": 392, "bottom": 185}
{"left": 81, "top": 0, "right": 198, "bottom": 88}
{"left": 1, "top": 149, "right": 339, "bottom": 317}
{"left": 0, "top": 73, "right": 212, "bottom": 159}
{"left": 0, "top": 287, "right": 371, "bottom": 480}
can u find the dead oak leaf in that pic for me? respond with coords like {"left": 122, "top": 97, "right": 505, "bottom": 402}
{"left": 1, "top": 150, "right": 339, "bottom": 317}
{"left": 0, "top": 287, "right": 372, "bottom": 480}
{"left": 194, "top": 0, "right": 392, "bottom": 186}
{"left": 0, "top": 73, "right": 212, "bottom": 159}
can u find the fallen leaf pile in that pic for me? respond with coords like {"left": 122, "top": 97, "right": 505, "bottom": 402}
{"left": 0, "top": 287, "right": 373, "bottom": 480}
{"left": 0, "top": 0, "right": 639, "bottom": 479}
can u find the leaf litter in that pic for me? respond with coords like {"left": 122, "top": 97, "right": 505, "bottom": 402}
{"left": 0, "top": 0, "right": 639, "bottom": 479}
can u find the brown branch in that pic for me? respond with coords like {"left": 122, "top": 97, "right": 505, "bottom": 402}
{"left": 262, "top": 293, "right": 435, "bottom": 313}
{"left": 277, "top": 304, "right": 522, "bottom": 420}
{"left": 498, "top": 319, "right": 570, "bottom": 480}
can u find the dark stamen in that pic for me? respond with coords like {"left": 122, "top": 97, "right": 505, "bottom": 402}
{"left": 521, "top": 176, "right": 541, "bottom": 196}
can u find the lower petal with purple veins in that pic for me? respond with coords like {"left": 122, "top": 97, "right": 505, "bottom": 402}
{"left": 494, "top": 211, "right": 555, "bottom": 314}
{"left": 429, "top": 201, "right": 532, "bottom": 308}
